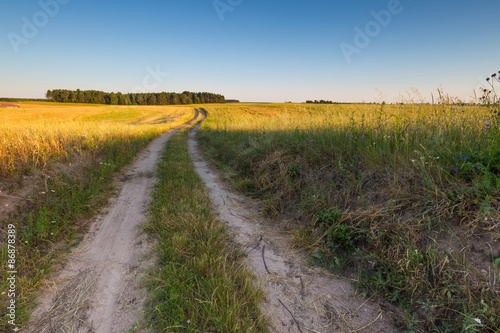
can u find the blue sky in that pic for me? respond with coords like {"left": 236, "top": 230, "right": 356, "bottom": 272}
{"left": 1, "top": 0, "right": 499, "bottom": 102}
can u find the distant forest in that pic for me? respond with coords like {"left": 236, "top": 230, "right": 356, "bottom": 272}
{"left": 305, "top": 100, "right": 335, "bottom": 104}
{"left": 46, "top": 89, "right": 225, "bottom": 105}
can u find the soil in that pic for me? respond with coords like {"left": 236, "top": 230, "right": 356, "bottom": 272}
{"left": 0, "top": 104, "right": 20, "bottom": 108}
{"left": 188, "top": 110, "right": 401, "bottom": 333}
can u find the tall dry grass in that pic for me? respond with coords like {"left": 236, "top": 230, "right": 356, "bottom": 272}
{"left": 0, "top": 103, "right": 193, "bottom": 179}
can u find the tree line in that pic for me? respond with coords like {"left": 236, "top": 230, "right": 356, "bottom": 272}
{"left": 46, "top": 89, "right": 225, "bottom": 105}
{"left": 305, "top": 100, "right": 335, "bottom": 104}
{"left": 0, "top": 98, "right": 48, "bottom": 102}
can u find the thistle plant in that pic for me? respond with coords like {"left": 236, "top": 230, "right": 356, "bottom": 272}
{"left": 480, "top": 70, "right": 500, "bottom": 118}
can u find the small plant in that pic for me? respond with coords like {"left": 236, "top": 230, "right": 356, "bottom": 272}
{"left": 286, "top": 162, "right": 300, "bottom": 178}
{"left": 314, "top": 207, "right": 363, "bottom": 254}
{"left": 315, "top": 207, "right": 342, "bottom": 227}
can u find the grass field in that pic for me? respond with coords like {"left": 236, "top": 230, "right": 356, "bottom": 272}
{"left": 0, "top": 102, "right": 194, "bottom": 329}
{"left": 197, "top": 103, "right": 500, "bottom": 332}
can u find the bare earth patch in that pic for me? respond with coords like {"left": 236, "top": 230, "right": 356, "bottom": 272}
{"left": 23, "top": 113, "right": 199, "bottom": 333}
{"left": 188, "top": 113, "right": 401, "bottom": 333}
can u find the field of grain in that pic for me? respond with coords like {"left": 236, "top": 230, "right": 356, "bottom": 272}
{"left": 0, "top": 102, "right": 194, "bottom": 179}
{"left": 198, "top": 103, "right": 500, "bottom": 332}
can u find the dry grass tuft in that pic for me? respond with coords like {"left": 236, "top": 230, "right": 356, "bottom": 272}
{"left": 26, "top": 269, "right": 97, "bottom": 333}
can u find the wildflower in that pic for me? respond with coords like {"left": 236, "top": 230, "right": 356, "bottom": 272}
{"left": 474, "top": 318, "right": 482, "bottom": 325}
{"left": 474, "top": 165, "right": 479, "bottom": 171}
{"left": 452, "top": 167, "right": 458, "bottom": 173}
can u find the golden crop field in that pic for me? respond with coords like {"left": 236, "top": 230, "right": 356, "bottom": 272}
{"left": 198, "top": 103, "right": 500, "bottom": 332}
{"left": 0, "top": 102, "right": 194, "bottom": 179}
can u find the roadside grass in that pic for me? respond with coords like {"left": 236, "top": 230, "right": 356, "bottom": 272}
{"left": 197, "top": 103, "right": 500, "bottom": 332}
{"left": 0, "top": 103, "right": 194, "bottom": 330}
{"left": 143, "top": 122, "right": 266, "bottom": 332}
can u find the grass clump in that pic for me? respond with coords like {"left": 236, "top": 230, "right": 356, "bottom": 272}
{"left": 197, "top": 102, "right": 499, "bottom": 332}
{"left": 143, "top": 125, "right": 266, "bottom": 332}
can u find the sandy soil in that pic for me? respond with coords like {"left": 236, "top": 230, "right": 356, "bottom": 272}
{"left": 188, "top": 110, "right": 401, "bottom": 333}
{"left": 23, "top": 110, "right": 200, "bottom": 333}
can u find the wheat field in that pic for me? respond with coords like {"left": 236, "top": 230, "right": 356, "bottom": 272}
{"left": 0, "top": 102, "right": 194, "bottom": 179}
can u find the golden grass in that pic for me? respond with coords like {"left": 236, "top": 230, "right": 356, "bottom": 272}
{"left": 0, "top": 102, "right": 194, "bottom": 179}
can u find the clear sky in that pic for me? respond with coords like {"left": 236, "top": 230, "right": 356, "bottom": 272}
{"left": 1, "top": 0, "right": 499, "bottom": 102}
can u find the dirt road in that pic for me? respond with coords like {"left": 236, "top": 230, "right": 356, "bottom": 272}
{"left": 25, "top": 108, "right": 399, "bottom": 332}
{"left": 25, "top": 110, "right": 200, "bottom": 333}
